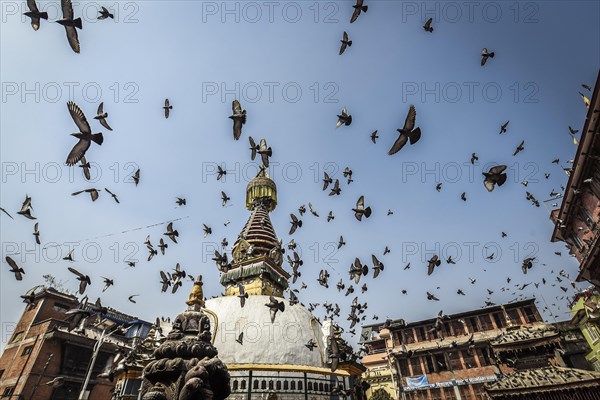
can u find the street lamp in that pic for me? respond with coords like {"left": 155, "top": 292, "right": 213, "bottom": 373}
{"left": 78, "top": 323, "right": 130, "bottom": 400}
{"left": 379, "top": 328, "right": 405, "bottom": 400}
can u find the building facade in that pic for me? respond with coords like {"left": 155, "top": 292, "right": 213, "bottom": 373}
{"left": 550, "top": 70, "right": 600, "bottom": 287}
{"left": 360, "top": 300, "right": 544, "bottom": 400}
{"left": 570, "top": 287, "right": 600, "bottom": 370}
{"left": 0, "top": 287, "right": 151, "bottom": 400}
{"left": 485, "top": 323, "right": 600, "bottom": 399}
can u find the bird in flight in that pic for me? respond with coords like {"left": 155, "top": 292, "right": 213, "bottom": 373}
{"left": 336, "top": 107, "right": 352, "bottom": 128}
{"left": 481, "top": 48, "right": 495, "bottom": 66}
{"left": 6, "top": 256, "right": 25, "bottom": 281}
{"left": 33, "top": 223, "right": 41, "bottom": 245}
{"left": 339, "top": 31, "right": 352, "bottom": 55}
{"left": 24, "top": 0, "right": 48, "bottom": 31}
{"left": 483, "top": 165, "right": 507, "bottom": 192}
{"left": 94, "top": 102, "right": 112, "bottom": 131}
{"left": 17, "top": 195, "right": 36, "bottom": 220}
{"left": 68, "top": 267, "right": 91, "bottom": 294}
{"left": 71, "top": 188, "right": 100, "bottom": 202}
{"left": 513, "top": 140, "right": 525, "bottom": 156}
{"left": 163, "top": 98, "right": 172, "bottom": 118}
{"left": 98, "top": 6, "right": 114, "bottom": 19}
{"left": 229, "top": 100, "right": 246, "bottom": 140}
{"left": 57, "top": 0, "right": 82, "bottom": 53}
{"left": 65, "top": 101, "right": 104, "bottom": 166}
{"left": 423, "top": 17, "right": 433, "bottom": 32}
{"left": 265, "top": 295, "right": 285, "bottom": 323}
{"left": 389, "top": 105, "right": 421, "bottom": 155}
{"left": 164, "top": 222, "right": 179, "bottom": 243}
{"left": 289, "top": 213, "right": 303, "bottom": 234}
{"left": 105, "top": 188, "right": 119, "bottom": 203}
{"left": 353, "top": 196, "right": 372, "bottom": 221}
{"left": 350, "top": 0, "right": 368, "bottom": 23}
{"left": 370, "top": 130, "right": 379, "bottom": 143}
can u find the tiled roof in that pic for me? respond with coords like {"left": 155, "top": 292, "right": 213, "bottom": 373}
{"left": 490, "top": 324, "right": 559, "bottom": 348}
{"left": 486, "top": 366, "right": 600, "bottom": 394}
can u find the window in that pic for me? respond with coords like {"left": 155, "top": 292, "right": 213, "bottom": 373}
{"left": 10, "top": 331, "right": 24, "bottom": 344}
{"left": 425, "top": 354, "right": 435, "bottom": 373}
{"left": 458, "top": 385, "right": 472, "bottom": 400}
{"left": 586, "top": 322, "right": 600, "bottom": 342}
{"left": 283, "top": 381, "right": 288, "bottom": 390}
{"left": 290, "top": 381, "right": 296, "bottom": 390}
{"left": 434, "top": 353, "right": 448, "bottom": 371}
{"left": 308, "top": 382, "right": 313, "bottom": 391}
{"left": 429, "top": 388, "right": 443, "bottom": 400}
{"left": 467, "top": 317, "right": 480, "bottom": 333}
{"left": 449, "top": 351, "right": 463, "bottom": 371}
{"left": 260, "top": 380, "right": 266, "bottom": 390}
{"left": 453, "top": 320, "right": 466, "bottom": 336}
{"left": 21, "top": 346, "right": 33, "bottom": 356}
{"left": 416, "top": 327, "right": 426, "bottom": 342}
{"left": 523, "top": 306, "right": 538, "bottom": 323}
{"left": 507, "top": 309, "right": 521, "bottom": 325}
{"left": 444, "top": 387, "right": 457, "bottom": 400}
{"left": 1, "top": 387, "right": 15, "bottom": 398}
{"left": 473, "top": 384, "right": 488, "bottom": 399}
{"left": 492, "top": 313, "right": 505, "bottom": 329}
{"left": 123, "top": 379, "right": 141, "bottom": 394}
{"left": 476, "top": 348, "right": 492, "bottom": 366}
{"left": 399, "top": 359, "right": 409, "bottom": 376}
{"left": 319, "top": 382, "right": 324, "bottom": 392}
{"left": 463, "top": 350, "right": 476, "bottom": 369}
{"left": 571, "top": 233, "right": 584, "bottom": 251}
{"left": 403, "top": 329, "right": 415, "bottom": 344}
{"left": 253, "top": 380, "right": 259, "bottom": 390}
{"left": 240, "top": 380, "right": 246, "bottom": 390}
{"left": 479, "top": 314, "right": 493, "bottom": 331}
{"left": 268, "top": 380, "right": 273, "bottom": 390}
{"left": 409, "top": 357, "right": 423, "bottom": 375}
{"left": 232, "top": 380, "right": 238, "bottom": 391}
{"left": 426, "top": 325, "right": 438, "bottom": 340}
{"left": 276, "top": 381, "right": 281, "bottom": 390}
{"left": 579, "top": 206, "right": 596, "bottom": 229}
{"left": 298, "top": 380, "right": 303, "bottom": 390}
{"left": 53, "top": 302, "right": 70, "bottom": 313}
{"left": 444, "top": 321, "right": 453, "bottom": 337}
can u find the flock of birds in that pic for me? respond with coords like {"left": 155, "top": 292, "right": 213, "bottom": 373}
{"left": 3, "top": 0, "right": 596, "bottom": 372}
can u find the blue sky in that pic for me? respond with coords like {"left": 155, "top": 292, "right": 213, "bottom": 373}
{"left": 1, "top": 1, "right": 599, "bottom": 348}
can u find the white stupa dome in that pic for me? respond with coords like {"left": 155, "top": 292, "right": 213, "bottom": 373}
{"left": 204, "top": 295, "right": 328, "bottom": 368}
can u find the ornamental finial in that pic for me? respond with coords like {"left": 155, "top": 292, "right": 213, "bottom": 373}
{"left": 186, "top": 275, "right": 204, "bottom": 308}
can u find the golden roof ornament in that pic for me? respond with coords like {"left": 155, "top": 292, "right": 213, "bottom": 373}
{"left": 186, "top": 275, "right": 204, "bottom": 308}
{"left": 246, "top": 166, "right": 277, "bottom": 211}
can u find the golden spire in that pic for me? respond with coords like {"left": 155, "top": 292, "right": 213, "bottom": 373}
{"left": 186, "top": 275, "right": 204, "bottom": 308}
{"left": 246, "top": 167, "right": 277, "bottom": 211}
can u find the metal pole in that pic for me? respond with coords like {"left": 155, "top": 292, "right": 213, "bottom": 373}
{"left": 383, "top": 338, "right": 398, "bottom": 399}
{"left": 78, "top": 329, "right": 106, "bottom": 400}
{"left": 247, "top": 370, "right": 252, "bottom": 400}
{"left": 28, "top": 353, "right": 54, "bottom": 400}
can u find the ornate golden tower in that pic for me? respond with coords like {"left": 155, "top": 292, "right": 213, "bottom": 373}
{"left": 221, "top": 168, "right": 290, "bottom": 297}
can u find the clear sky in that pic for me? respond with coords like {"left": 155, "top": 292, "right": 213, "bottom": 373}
{"left": 1, "top": 0, "right": 599, "bottom": 349}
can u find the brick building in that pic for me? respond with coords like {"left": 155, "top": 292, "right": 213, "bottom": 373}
{"left": 550, "top": 70, "right": 600, "bottom": 287}
{"left": 485, "top": 323, "right": 600, "bottom": 399}
{"left": 360, "top": 299, "right": 543, "bottom": 400}
{"left": 0, "top": 286, "right": 151, "bottom": 400}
